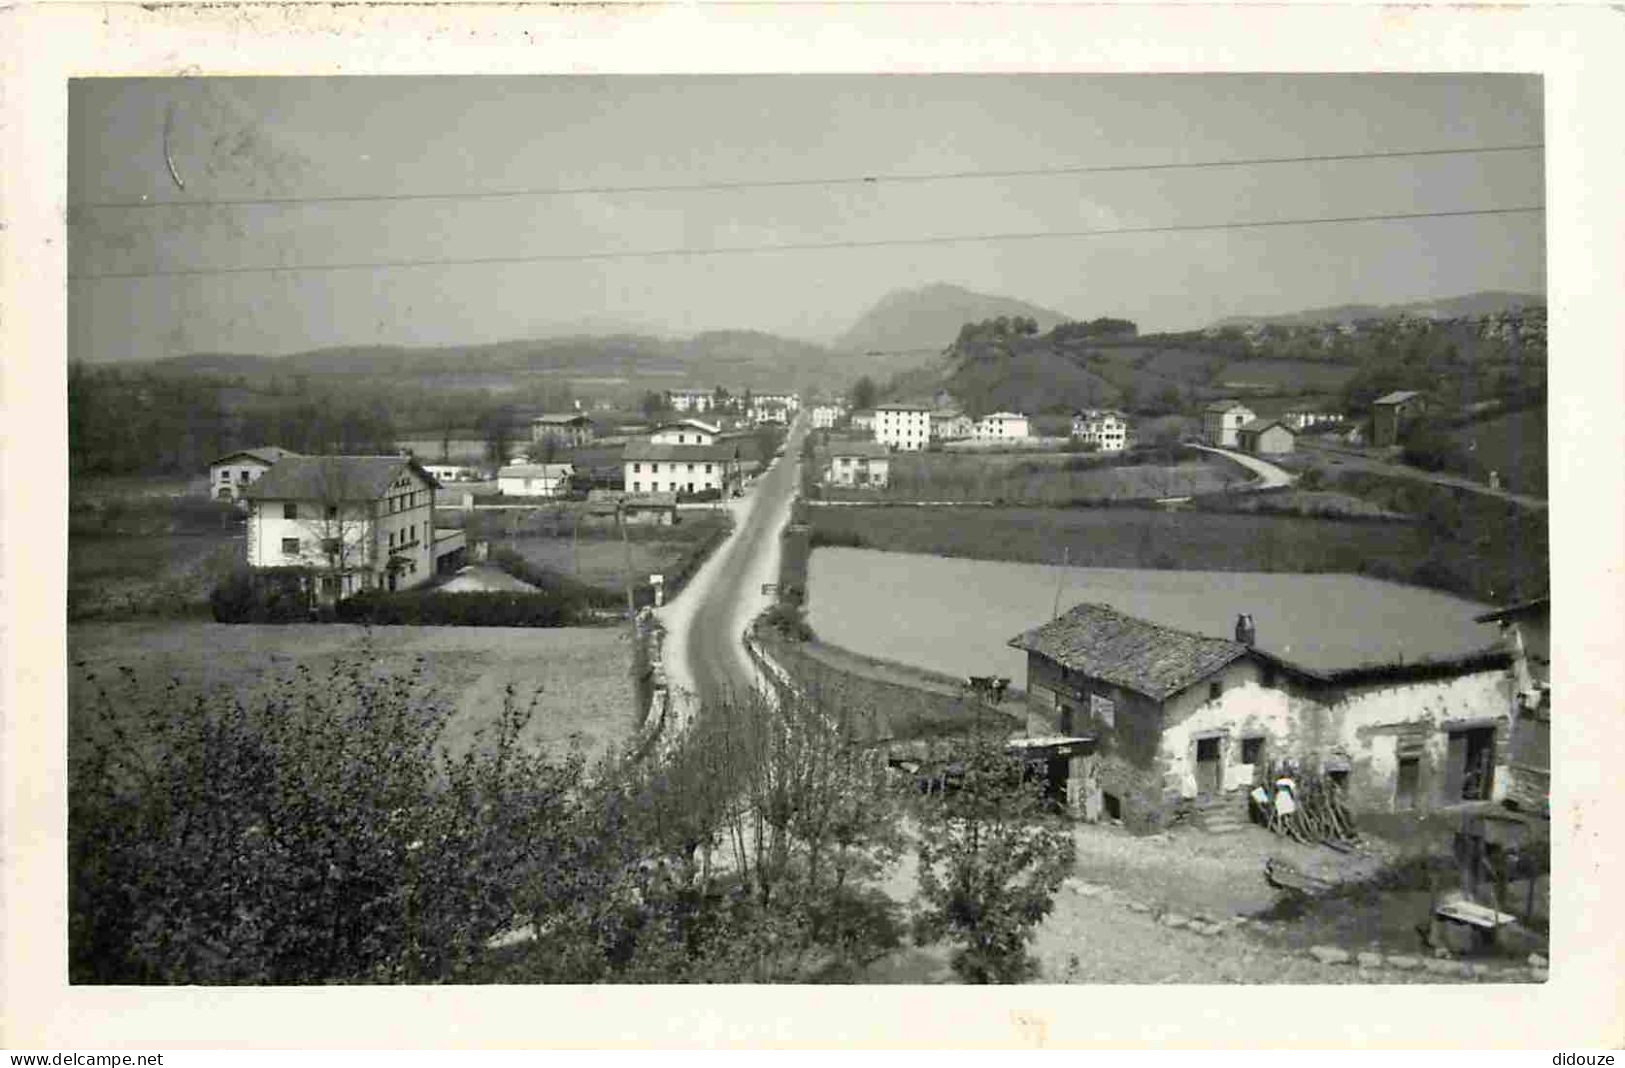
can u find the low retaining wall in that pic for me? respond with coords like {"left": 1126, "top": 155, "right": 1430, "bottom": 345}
{"left": 752, "top": 625, "right": 1020, "bottom": 744}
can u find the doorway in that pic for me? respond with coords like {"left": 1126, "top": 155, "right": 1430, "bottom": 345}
{"left": 1195, "top": 736, "right": 1223, "bottom": 797}
{"left": 1445, "top": 727, "right": 1496, "bottom": 802}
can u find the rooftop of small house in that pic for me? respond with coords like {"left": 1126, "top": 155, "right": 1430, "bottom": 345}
{"left": 211, "top": 445, "right": 299, "bottom": 467}
{"left": 1238, "top": 417, "right": 1295, "bottom": 435}
{"left": 1203, "top": 399, "right": 1254, "bottom": 414}
{"left": 1004, "top": 572, "right": 1508, "bottom": 684}
{"left": 531, "top": 413, "right": 595, "bottom": 426}
{"left": 1374, "top": 389, "right": 1424, "bottom": 406}
{"left": 827, "top": 440, "right": 890, "bottom": 459}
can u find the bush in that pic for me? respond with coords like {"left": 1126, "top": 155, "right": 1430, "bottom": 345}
{"left": 335, "top": 589, "right": 583, "bottom": 627}
{"left": 209, "top": 567, "right": 313, "bottom": 623}
{"left": 70, "top": 658, "right": 587, "bottom": 983}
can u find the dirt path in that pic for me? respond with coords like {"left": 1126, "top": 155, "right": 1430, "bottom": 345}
{"left": 1190, "top": 443, "right": 1296, "bottom": 489}
{"left": 1300, "top": 439, "right": 1548, "bottom": 510}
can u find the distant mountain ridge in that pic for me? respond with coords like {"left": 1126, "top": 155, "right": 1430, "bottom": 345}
{"left": 1213, "top": 291, "right": 1544, "bottom": 329}
{"left": 836, "top": 283, "right": 1073, "bottom": 355}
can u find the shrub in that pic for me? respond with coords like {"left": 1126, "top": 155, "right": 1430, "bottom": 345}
{"left": 209, "top": 567, "right": 313, "bottom": 623}
{"left": 335, "top": 589, "right": 580, "bottom": 627}
{"left": 70, "top": 658, "right": 587, "bottom": 983}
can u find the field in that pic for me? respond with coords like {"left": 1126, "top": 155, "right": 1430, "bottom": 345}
{"left": 69, "top": 622, "right": 640, "bottom": 761}
{"left": 805, "top": 548, "right": 1497, "bottom": 682}
{"left": 820, "top": 449, "right": 1244, "bottom": 504}
{"left": 808, "top": 503, "right": 1433, "bottom": 579}
{"left": 1446, "top": 407, "right": 1548, "bottom": 497}
{"left": 69, "top": 488, "right": 245, "bottom": 620}
{"left": 461, "top": 509, "right": 731, "bottom": 594}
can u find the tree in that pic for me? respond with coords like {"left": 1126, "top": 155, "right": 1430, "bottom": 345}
{"left": 640, "top": 390, "right": 669, "bottom": 422}
{"left": 848, "top": 375, "right": 878, "bottom": 412}
{"left": 298, "top": 458, "right": 380, "bottom": 604}
{"left": 481, "top": 406, "right": 516, "bottom": 468}
{"left": 913, "top": 733, "right": 1076, "bottom": 983}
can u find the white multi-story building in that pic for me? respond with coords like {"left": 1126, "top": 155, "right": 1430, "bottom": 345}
{"left": 649, "top": 420, "right": 719, "bottom": 446}
{"left": 1203, "top": 400, "right": 1257, "bottom": 447}
{"left": 243, "top": 455, "right": 459, "bottom": 599}
{"left": 1071, "top": 409, "right": 1131, "bottom": 452}
{"left": 667, "top": 388, "right": 717, "bottom": 414}
{"left": 972, "top": 411, "right": 1032, "bottom": 442}
{"left": 208, "top": 446, "right": 298, "bottom": 502}
{"left": 624, "top": 440, "right": 741, "bottom": 497}
{"left": 874, "top": 403, "right": 931, "bottom": 451}
{"left": 810, "top": 402, "right": 844, "bottom": 429}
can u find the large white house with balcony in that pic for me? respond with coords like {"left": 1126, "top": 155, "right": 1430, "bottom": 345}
{"left": 649, "top": 420, "right": 720, "bottom": 446}
{"left": 1071, "top": 409, "right": 1131, "bottom": 452}
{"left": 243, "top": 455, "right": 464, "bottom": 600}
{"left": 874, "top": 403, "right": 931, "bottom": 451}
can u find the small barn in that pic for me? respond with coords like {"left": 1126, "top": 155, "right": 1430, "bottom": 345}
{"left": 1372, "top": 390, "right": 1426, "bottom": 447}
{"left": 1236, "top": 417, "right": 1297, "bottom": 456}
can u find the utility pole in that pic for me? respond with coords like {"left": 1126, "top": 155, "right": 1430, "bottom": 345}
{"left": 616, "top": 499, "right": 636, "bottom": 619}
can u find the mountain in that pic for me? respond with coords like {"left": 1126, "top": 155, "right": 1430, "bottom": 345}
{"left": 836, "top": 283, "right": 1073, "bottom": 356}
{"left": 1213, "top": 291, "right": 1544, "bottom": 329}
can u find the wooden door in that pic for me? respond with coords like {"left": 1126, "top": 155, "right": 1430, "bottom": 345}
{"left": 1443, "top": 731, "right": 1468, "bottom": 802}
{"left": 1195, "top": 737, "right": 1222, "bottom": 797}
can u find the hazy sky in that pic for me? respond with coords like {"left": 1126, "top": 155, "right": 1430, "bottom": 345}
{"left": 67, "top": 74, "right": 1544, "bottom": 362}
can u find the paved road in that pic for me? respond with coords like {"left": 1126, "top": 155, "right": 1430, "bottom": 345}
{"left": 1189, "top": 444, "right": 1296, "bottom": 489}
{"left": 1299, "top": 439, "right": 1548, "bottom": 510}
{"left": 655, "top": 417, "right": 807, "bottom": 725}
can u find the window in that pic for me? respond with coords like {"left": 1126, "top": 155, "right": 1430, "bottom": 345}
{"left": 327, "top": 505, "right": 338, "bottom": 520}
{"left": 688, "top": 463, "right": 695, "bottom": 473}
{"left": 1209, "top": 681, "right": 1223, "bottom": 702}
{"left": 633, "top": 463, "right": 641, "bottom": 473}
{"left": 283, "top": 503, "right": 298, "bottom": 520}
{"left": 281, "top": 537, "right": 300, "bottom": 554}
{"left": 389, "top": 530, "right": 395, "bottom": 547}
{"left": 1240, "top": 736, "right": 1264, "bottom": 765}
{"left": 705, "top": 463, "right": 713, "bottom": 474}
{"left": 220, "top": 470, "right": 230, "bottom": 481}
{"left": 322, "top": 537, "right": 341, "bottom": 556}
{"left": 1089, "top": 693, "right": 1115, "bottom": 728}
{"left": 633, "top": 481, "right": 641, "bottom": 492}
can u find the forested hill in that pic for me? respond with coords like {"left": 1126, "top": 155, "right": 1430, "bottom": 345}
{"left": 836, "top": 283, "right": 1074, "bottom": 356}
{"left": 1212, "top": 291, "right": 1545, "bottom": 329}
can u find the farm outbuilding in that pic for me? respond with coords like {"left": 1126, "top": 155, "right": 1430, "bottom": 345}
{"left": 1236, "top": 418, "right": 1296, "bottom": 456}
{"left": 1007, "top": 602, "right": 1513, "bottom": 832}
{"left": 1202, "top": 400, "right": 1256, "bottom": 448}
{"left": 1371, "top": 390, "right": 1427, "bottom": 447}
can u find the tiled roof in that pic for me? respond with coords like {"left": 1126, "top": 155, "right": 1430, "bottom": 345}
{"left": 622, "top": 440, "right": 739, "bottom": 462}
{"left": 1473, "top": 596, "right": 1550, "bottom": 624}
{"left": 1203, "top": 400, "right": 1253, "bottom": 413}
{"left": 1373, "top": 390, "right": 1423, "bottom": 405}
{"left": 876, "top": 402, "right": 931, "bottom": 412}
{"left": 828, "top": 441, "right": 890, "bottom": 458}
{"left": 1007, "top": 603, "right": 1251, "bottom": 701}
{"left": 211, "top": 446, "right": 298, "bottom": 467}
{"left": 1238, "top": 417, "right": 1293, "bottom": 434}
{"left": 532, "top": 413, "right": 594, "bottom": 425}
{"left": 243, "top": 456, "right": 434, "bottom": 502}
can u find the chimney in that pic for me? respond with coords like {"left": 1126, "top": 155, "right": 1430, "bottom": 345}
{"left": 1235, "top": 613, "right": 1256, "bottom": 646}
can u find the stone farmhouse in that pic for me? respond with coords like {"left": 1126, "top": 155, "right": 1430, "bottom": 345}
{"left": 243, "top": 455, "right": 466, "bottom": 601}
{"left": 1372, "top": 390, "right": 1428, "bottom": 447}
{"left": 209, "top": 446, "right": 299, "bottom": 502}
{"left": 1008, "top": 602, "right": 1514, "bottom": 831}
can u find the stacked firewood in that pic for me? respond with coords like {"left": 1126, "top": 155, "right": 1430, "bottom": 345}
{"left": 1257, "top": 763, "right": 1361, "bottom": 850}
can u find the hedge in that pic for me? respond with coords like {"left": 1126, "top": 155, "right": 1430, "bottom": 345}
{"left": 335, "top": 589, "right": 583, "bottom": 627}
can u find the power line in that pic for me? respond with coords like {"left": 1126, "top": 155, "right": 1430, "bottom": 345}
{"left": 70, "top": 144, "right": 1544, "bottom": 212}
{"left": 69, "top": 205, "right": 1545, "bottom": 282}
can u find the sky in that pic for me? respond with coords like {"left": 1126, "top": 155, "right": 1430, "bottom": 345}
{"left": 66, "top": 74, "right": 1545, "bottom": 363}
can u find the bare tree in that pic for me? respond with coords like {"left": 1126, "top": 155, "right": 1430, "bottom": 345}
{"left": 296, "top": 459, "right": 379, "bottom": 603}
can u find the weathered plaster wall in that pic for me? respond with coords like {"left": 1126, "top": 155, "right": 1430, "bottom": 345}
{"left": 1157, "top": 669, "right": 1511, "bottom": 813}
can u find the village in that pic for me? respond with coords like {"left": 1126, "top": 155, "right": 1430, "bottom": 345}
{"left": 52, "top": 74, "right": 1567, "bottom": 1002}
